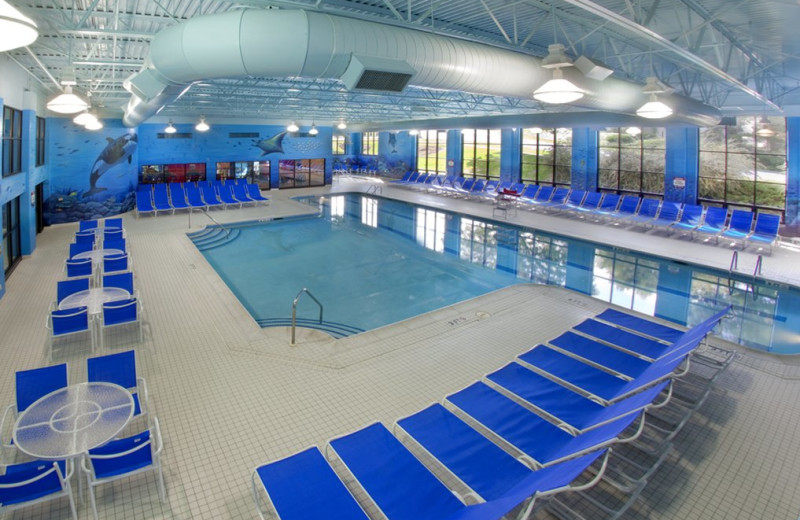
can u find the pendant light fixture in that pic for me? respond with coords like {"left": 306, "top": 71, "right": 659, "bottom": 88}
{"left": 409, "top": 129, "right": 419, "bottom": 136}
{"left": 73, "top": 109, "right": 97, "bottom": 126}
{"left": 195, "top": 116, "right": 210, "bottom": 132}
{"left": 165, "top": 120, "right": 176, "bottom": 134}
{"left": 0, "top": 0, "right": 39, "bottom": 51}
{"left": 309, "top": 123, "right": 319, "bottom": 135}
{"left": 625, "top": 127, "right": 642, "bottom": 136}
{"left": 756, "top": 117, "right": 775, "bottom": 138}
{"left": 636, "top": 77, "right": 673, "bottom": 119}
{"left": 287, "top": 121, "right": 299, "bottom": 132}
{"left": 533, "top": 44, "right": 585, "bottom": 104}
{"left": 337, "top": 121, "right": 347, "bottom": 130}
{"left": 85, "top": 116, "right": 103, "bottom": 131}
{"left": 47, "top": 85, "right": 89, "bottom": 114}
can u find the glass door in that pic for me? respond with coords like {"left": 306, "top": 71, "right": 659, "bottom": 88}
{"left": 3, "top": 196, "right": 22, "bottom": 276}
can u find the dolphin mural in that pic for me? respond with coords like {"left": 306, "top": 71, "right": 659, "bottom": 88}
{"left": 85, "top": 133, "right": 138, "bottom": 197}
{"left": 253, "top": 131, "right": 287, "bottom": 155}
{"left": 388, "top": 132, "right": 398, "bottom": 153}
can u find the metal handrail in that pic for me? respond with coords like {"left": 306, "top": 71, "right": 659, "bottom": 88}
{"left": 291, "top": 288, "right": 323, "bottom": 346}
{"left": 729, "top": 250, "right": 738, "bottom": 272}
{"left": 366, "top": 185, "right": 382, "bottom": 195}
{"left": 190, "top": 209, "right": 230, "bottom": 239}
{"left": 754, "top": 254, "right": 763, "bottom": 277}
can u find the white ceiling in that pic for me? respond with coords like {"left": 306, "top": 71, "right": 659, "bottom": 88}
{"left": 7, "top": 0, "right": 800, "bottom": 127}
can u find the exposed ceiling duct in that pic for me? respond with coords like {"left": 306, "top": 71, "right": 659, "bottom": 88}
{"left": 122, "top": 8, "right": 721, "bottom": 127}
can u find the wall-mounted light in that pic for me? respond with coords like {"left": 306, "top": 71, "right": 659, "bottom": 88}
{"left": 533, "top": 44, "right": 584, "bottom": 104}
{"left": 287, "top": 121, "right": 299, "bottom": 132}
{"left": 0, "top": 0, "right": 39, "bottom": 52}
{"left": 309, "top": 123, "right": 319, "bottom": 136}
{"left": 165, "top": 120, "right": 177, "bottom": 134}
{"left": 195, "top": 116, "right": 210, "bottom": 132}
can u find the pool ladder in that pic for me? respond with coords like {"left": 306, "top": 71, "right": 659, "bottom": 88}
{"left": 291, "top": 288, "right": 324, "bottom": 346}
{"left": 728, "top": 251, "right": 764, "bottom": 300}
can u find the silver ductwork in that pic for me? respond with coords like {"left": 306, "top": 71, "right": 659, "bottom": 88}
{"left": 122, "top": 9, "right": 721, "bottom": 127}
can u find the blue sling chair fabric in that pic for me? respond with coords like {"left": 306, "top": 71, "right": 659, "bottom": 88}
{"left": 169, "top": 184, "right": 190, "bottom": 210}
{"left": 328, "top": 422, "right": 522, "bottom": 520}
{"left": 396, "top": 403, "right": 607, "bottom": 503}
{"left": 445, "top": 382, "right": 641, "bottom": 468}
{"left": 486, "top": 362, "right": 669, "bottom": 433}
{"left": 572, "top": 319, "right": 669, "bottom": 360}
{"left": 720, "top": 209, "right": 754, "bottom": 243}
{"left": 548, "top": 331, "right": 652, "bottom": 378}
{"left": 253, "top": 446, "right": 369, "bottom": 520}
{"left": 648, "top": 201, "right": 682, "bottom": 230}
{"left": 747, "top": 213, "right": 780, "bottom": 253}
{"left": 594, "top": 308, "right": 685, "bottom": 343}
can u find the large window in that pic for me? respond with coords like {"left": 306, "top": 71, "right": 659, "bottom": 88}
{"left": 462, "top": 129, "right": 501, "bottom": 180}
{"left": 279, "top": 159, "right": 325, "bottom": 189}
{"left": 36, "top": 116, "right": 46, "bottom": 166}
{"left": 140, "top": 163, "right": 206, "bottom": 184}
{"left": 2, "top": 106, "right": 23, "bottom": 177}
{"left": 598, "top": 127, "right": 666, "bottom": 196}
{"left": 216, "top": 161, "right": 271, "bottom": 189}
{"left": 416, "top": 130, "right": 447, "bottom": 175}
{"left": 699, "top": 117, "right": 786, "bottom": 215}
{"left": 361, "top": 132, "right": 379, "bottom": 155}
{"left": 521, "top": 128, "right": 572, "bottom": 186}
{"left": 332, "top": 135, "right": 347, "bottom": 155}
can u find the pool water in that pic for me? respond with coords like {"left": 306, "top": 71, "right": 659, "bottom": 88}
{"left": 194, "top": 193, "right": 800, "bottom": 354}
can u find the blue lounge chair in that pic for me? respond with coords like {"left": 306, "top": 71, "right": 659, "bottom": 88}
{"left": 486, "top": 362, "right": 669, "bottom": 434}
{"left": 548, "top": 331, "right": 653, "bottom": 378}
{"left": 568, "top": 191, "right": 603, "bottom": 218}
{"left": 391, "top": 171, "right": 413, "bottom": 184}
{"left": 747, "top": 213, "right": 781, "bottom": 254}
{"left": 395, "top": 403, "right": 609, "bottom": 507}
{"left": 252, "top": 446, "right": 369, "bottom": 520}
{"left": 168, "top": 183, "right": 190, "bottom": 211}
{"left": 184, "top": 184, "right": 207, "bottom": 211}
{"left": 669, "top": 204, "right": 703, "bottom": 237}
{"left": 135, "top": 192, "right": 155, "bottom": 217}
{"left": 246, "top": 184, "right": 269, "bottom": 205}
{"left": 719, "top": 209, "right": 754, "bottom": 247}
{"left": 232, "top": 183, "right": 256, "bottom": 205}
{"left": 453, "top": 177, "right": 476, "bottom": 197}
{"left": 468, "top": 178, "right": 487, "bottom": 198}
{"left": 556, "top": 189, "right": 587, "bottom": 213}
{"left": 518, "top": 184, "right": 540, "bottom": 206}
{"left": 200, "top": 184, "right": 224, "bottom": 209}
{"left": 521, "top": 185, "right": 555, "bottom": 210}
{"left": 648, "top": 201, "right": 682, "bottom": 232}
{"left": 572, "top": 318, "right": 673, "bottom": 360}
{"left": 590, "top": 193, "right": 621, "bottom": 221}
{"left": 594, "top": 308, "right": 684, "bottom": 343}
{"left": 623, "top": 198, "right": 661, "bottom": 228}
{"left": 538, "top": 187, "right": 571, "bottom": 212}
{"left": 401, "top": 171, "right": 420, "bottom": 185}
{"left": 445, "top": 382, "right": 643, "bottom": 468}
{"left": 692, "top": 206, "right": 728, "bottom": 242}
{"left": 152, "top": 184, "right": 173, "bottom": 215}
{"left": 218, "top": 184, "right": 241, "bottom": 209}
{"left": 328, "top": 422, "right": 522, "bottom": 520}
{"left": 604, "top": 195, "right": 641, "bottom": 224}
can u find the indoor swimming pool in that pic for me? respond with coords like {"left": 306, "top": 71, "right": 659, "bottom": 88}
{"left": 193, "top": 193, "right": 800, "bottom": 354}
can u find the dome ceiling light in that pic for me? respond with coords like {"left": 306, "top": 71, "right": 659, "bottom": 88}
{"left": 636, "top": 77, "right": 674, "bottom": 119}
{"left": 533, "top": 44, "right": 585, "bottom": 105}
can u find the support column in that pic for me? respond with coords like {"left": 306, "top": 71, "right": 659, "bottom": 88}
{"left": 785, "top": 117, "right": 800, "bottom": 228}
{"left": 21, "top": 110, "right": 37, "bottom": 254}
{"left": 446, "top": 130, "right": 462, "bottom": 177}
{"left": 571, "top": 127, "right": 598, "bottom": 191}
{"left": 664, "top": 126, "right": 699, "bottom": 204}
{"left": 500, "top": 128, "right": 521, "bottom": 183}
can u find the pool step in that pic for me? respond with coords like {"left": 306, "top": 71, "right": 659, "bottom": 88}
{"left": 256, "top": 318, "right": 365, "bottom": 339}
{"left": 189, "top": 227, "right": 241, "bottom": 251}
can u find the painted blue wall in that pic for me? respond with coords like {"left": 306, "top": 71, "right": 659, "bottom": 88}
{"left": 571, "top": 127, "right": 599, "bottom": 191}
{"left": 664, "top": 127, "right": 700, "bottom": 204}
{"left": 785, "top": 117, "right": 800, "bottom": 228}
{"left": 44, "top": 118, "right": 138, "bottom": 224}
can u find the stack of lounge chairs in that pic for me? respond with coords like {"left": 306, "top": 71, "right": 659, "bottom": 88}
{"left": 389, "top": 175, "right": 782, "bottom": 254}
{"left": 252, "top": 306, "right": 734, "bottom": 520}
{"left": 136, "top": 180, "right": 268, "bottom": 218}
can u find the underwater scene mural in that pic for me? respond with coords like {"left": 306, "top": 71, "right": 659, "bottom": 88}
{"left": 45, "top": 119, "right": 138, "bottom": 224}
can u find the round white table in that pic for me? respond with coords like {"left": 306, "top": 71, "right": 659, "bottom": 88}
{"left": 13, "top": 382, "right": 134, "bottom": 460}
{"left": 72, "top": 248, "right": 124, "bottom": 264}
{"left": 59, "top": 287, "right": 130, "bottom": 315}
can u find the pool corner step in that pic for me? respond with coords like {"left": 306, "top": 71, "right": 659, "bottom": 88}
{"left": 256, "top": 318, "right": 365, "bottom": 339}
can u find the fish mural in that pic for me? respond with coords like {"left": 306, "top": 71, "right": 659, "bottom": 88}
{"left": 253, "top": 132, "right": 287, "bottom": 155}
{"left": 86, "top": 133, "right": 138, "bottom": 197}
{"left": 388, "top": 132, "right": 398, "bottom": 153}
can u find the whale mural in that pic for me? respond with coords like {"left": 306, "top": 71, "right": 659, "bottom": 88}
{"left": 87, "top": 133, "right": 138, "bottom": 196}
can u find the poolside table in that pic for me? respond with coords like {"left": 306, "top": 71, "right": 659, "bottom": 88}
{"left": 13, "top": 382, "right": 134, "bottom": 460}
{"left": 59, "top": 287, "right": 130, "bottom": 315}
{"left": 72, "top": 248, "right": 124, "bottom": 265}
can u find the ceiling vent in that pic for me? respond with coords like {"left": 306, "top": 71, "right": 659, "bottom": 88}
{"left": 340, "top": 55, "right": 415, "bottom": 93}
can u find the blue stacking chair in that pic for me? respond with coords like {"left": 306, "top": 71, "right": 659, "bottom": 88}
{"left": 82, "top": 419, "right": 165, "bottom": 520}
{"left": 57, "top": 277, "right": 89, "bottom": 304}
{"left": 74, "top": 230, "right": 96, "bottom": 246}
{"left": 169, "top": 183, "right": 190, "bottom": 211}
{"left": 328, "top": 422, "right": 523, "bottom": 520}
{"left": 49, "top": 307, "right": 92, "bottom": 360}
{"left": 103, "top": 229, "right": 124, "bottom": 242}
{"left": 104, "top": 217, "right": 123, "bottom": 229}
{"left": 0, "top": 459, "right": 77, "bottom": 520}
{"left": 1, "top": 364, "right": 68, "bottom": 464}
{"left": 102, "top": 253, "right": 130, "bottom": 274}
{"left": 65, "top": 258, "right": 93, "bottom": 279}
{"left": 445, "top": 382, "right": 642, "bottom": 469}
{"left": 719, "top": 209, "right": 754, "bottom": 247}
{"left": 102, "top": 271, "right": 134, "bottom": 294}
{"left": 136, "top": 191, "right": 155, "bottom": 217}
{"left": 747, "top": 213, "right": 781, "bottom": 254}
{"left": 98, "top": 298, "right": 142, "bottom": 349}
{"left": 669, "top": 203, "right": 703, "bottom": 236}
{"left": 88, "top": 350, "right": 148, "bottom": 418}
{"left": 246, "top": 184, "right": 269, "bottom": 204}
{"left": 692, "top": 206, "right": 728, "bottom": 242}
{"left": 102, "top": 238, "right": 126, "bottom": 253}
{"left": 80, "top": 219, "right": 99, "bottom": 232}
{"left": 252, "top": 446, "right": 370, "bottom": 520}
{"left": 152, "top": 184, "right": 173, "bottom": 215}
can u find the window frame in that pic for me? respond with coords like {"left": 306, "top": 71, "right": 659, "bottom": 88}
{"left": 598, "top": 127, "right": 666, "bottom": 197}
{"left": 2, "top": 106, "right": 23, "bottom": 177}
{"left": 332, "top": 135, "right": 347, "bottom": 155}
{"left": 461, "top": 129, "right": 501, "bottom": 180}
{"left": 520, "top": 128, "right": 572, "bottom": 187}
{"left": 416, "top": 130, "right": 448, "bottom": 175}
{"left": 35, "top": 116, "right": 46, "bottom": 166}
{"left": 361, "top": 132, "right": 379, "bottom": 156}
